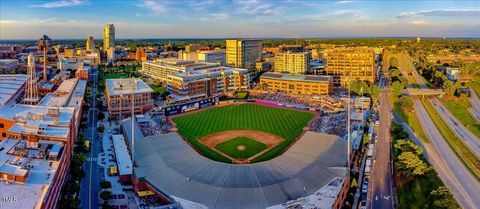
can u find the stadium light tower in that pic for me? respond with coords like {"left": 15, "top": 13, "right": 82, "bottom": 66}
{"left": 346, "top": 74, "right": 351, "bottom": 172}
{"left": 131, "top": 77, "right": 137, "bottom": 167}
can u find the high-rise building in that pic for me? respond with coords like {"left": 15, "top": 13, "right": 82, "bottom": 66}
{"left": 274, "top": 52, "right": 310, "bottom": 74}
{"left": 226, "top": 39, "right": 262, "bottom": 70}
{"left": 37, "top": 34, "right": 52, "bottom": 51}
{"left": 135, "top": 47, "right": 146, "bottom": 61}
{"left": 325, "top": 47, "right": 375, "bottom": 86}
{"left": 103, "top": 24, "right": 115, "bottom": 50}
{"left": 86, "top": 36, "right": 95, "bottom": 51}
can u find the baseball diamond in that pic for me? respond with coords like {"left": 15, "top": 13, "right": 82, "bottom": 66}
{"left": 171, "top": 103, "right": 316, "bottom": 163}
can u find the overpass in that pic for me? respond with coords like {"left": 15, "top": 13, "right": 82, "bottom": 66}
{"left": 402, "top": 88, "right": 443, "bottom": 96}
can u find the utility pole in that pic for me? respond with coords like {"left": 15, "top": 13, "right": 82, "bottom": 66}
{"left": 347, "top": 74, "right": 351, "bottom": 172}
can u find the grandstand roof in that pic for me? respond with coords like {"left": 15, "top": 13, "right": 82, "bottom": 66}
{"left": 134, "top": 131, "right": 347, "bottom": 209}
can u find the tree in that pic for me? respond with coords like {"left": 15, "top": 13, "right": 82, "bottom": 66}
{"left": 397, "top": 151, "right": 430, "bottom": 176}
{"left": 100, "top": 181, "right": 112, "bottom": 189}
{"left": 394, "top": 139, "right": 423, "bottom": 155}
{"left": 430, "top": 186, "right": 459, "bottom": 209}
{"left": 391, "top": 81, "right": 405, "bottom": 97}
{"left": 98, "top": 112, "right": 105, "bottom": 120}
{"left": 100, "top": 191, "right": 112, "bottom": 200}
{"left": 369, "top": 85, "right": 380, "bottom": 102}
{"left": 397, "top": 95, "right": 414, "bottom": 110}
{"left": 97, "top": 125, "right": 105, "bottom": 133}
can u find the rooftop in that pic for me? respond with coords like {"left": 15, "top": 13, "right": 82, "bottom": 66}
{"left": 112, "top": 135, "right": 133, "bottom": 176}
{"left": 261, "top": 72, "right": 332, "bottom": 83}
{"left": 168, "top": 67, "right": 247, "bottom": 81}
{"left": 38, "top": 78, "right": 80, "bottom": 107}
{"left": 106, "top": 78, "right": 154, "bottom": 96}
{"left": 134, "top": 131, "right": 347, "bottom": 209}
{"left": 0, "top": 139, "right": 62, "bottom": 209}
{"left": 0, "top": 74, "right": 28, "bottom": 107}
{"left": 0, "top": 104, "right": 74, "bottom": 138}
{"left": 143, "top": 59, "right": 221, "bottom": 71}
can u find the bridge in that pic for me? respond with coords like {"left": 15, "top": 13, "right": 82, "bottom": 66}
{"left": 402, "top": 88, "right": 443, "bottom": 96}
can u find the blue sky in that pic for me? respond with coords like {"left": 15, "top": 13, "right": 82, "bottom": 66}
{"left": 1, "top": 0, "right": 479, "bottom": 39}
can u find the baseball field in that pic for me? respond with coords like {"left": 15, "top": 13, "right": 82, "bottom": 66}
{"left": 172, "top": 103, "right": 315, "bottom": 163}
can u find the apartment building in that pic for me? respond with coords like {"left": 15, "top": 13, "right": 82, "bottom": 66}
{"left": 198, "top": 50, "right": 226, "bottom": 66}
{"left": 105, "top": 78, "right": 154, "bottom": 119}
{"left": 274, "top": 52, "right": 311, "bottom": 74}
{"left": 325, "top": 47, "right": 375, "bottom": 86}
{"left": 260, "top": 72, "right": 333, "bottom": 95}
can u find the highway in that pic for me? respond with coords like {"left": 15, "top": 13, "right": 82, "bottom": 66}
{"left": 430, "top": 98, "right": 480, "bottom": 156}
{"left": 397, "top": 53, "right": 480, "bottom": 209}
{"left": 368, "top": 88, "right": 394, "bottom": 209}
{"left": 80, "top": 68, "right": 102, "bottom": 209}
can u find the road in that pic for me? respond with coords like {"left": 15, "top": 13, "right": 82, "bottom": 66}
{"left": 398, "top": 53, "right": 480, "bottom": 209}
{"left": 430, "top": 98, "right": 480, "bottom": 156}
{"left": 368, "top": 88, "right": 394, "bottom": 209}
{"left": 468, "top": 89, "right": 480, "bottom": 121}
{"left": 80, "top": 68, "right": 102, "bottom": 209}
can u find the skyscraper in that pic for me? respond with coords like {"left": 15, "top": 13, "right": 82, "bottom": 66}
{"left": 103, "top": 24, "right": 115, "bottom": 50}
{"left": 86, "top": 36, "right": 95, "bottom": 51}
{"left": 274, "top": 52, "right": 310, "bottom": 74}
{"left": 37, "top": 34, "right": 52, "bottom": 51}
{"left": 325, "top": 47, "right": 375, "bottom": 86}
{"left": 226, "top": 39, "right": 262, "bottom": 70}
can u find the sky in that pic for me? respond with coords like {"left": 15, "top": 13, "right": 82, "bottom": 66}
{"left": 0, "top": 0, "right": 479, "bottom": 39}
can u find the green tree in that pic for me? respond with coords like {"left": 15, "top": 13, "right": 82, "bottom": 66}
{"left": 397, "top": 151, "right": 430, "bottom": 176}
{"left": 391, "top": 81, "right": 405, "bottom": 97}
{"left": 369, "top": 85, "right": 380, "bottom": 102}
{"left": 100, "top": 181, "right": 112, "bottom": 189}
{"left": 97, "top": 125, "right": 105, "bottom": 133}
{"left": 430, "top": 186, "right": 460, "bottom": 209}
{"left": 394, "top": 139, "right": 423, "bottom": 155}
{"left": 100, "top": 191, "right": 112, "bottom": 200}
{"left": 397, "top": 95, "right": 414, "bottom": 110}
{"left": 98, "top": 112, "right": 105, "bottom": 120}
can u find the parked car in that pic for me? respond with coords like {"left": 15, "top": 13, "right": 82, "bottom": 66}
{"left": 362, "top": 178, "right": 369, "bottom": 193}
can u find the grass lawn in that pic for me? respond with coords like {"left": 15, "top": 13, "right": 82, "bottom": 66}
{"left": 420, "top": 99, "right": 480, "bottom": 182}
{"left": 104, "top": 73, "right": 129, "bottom": 79}
{"left": 469, "top": 77, "right": 480, "bottom": 97}
{"left": 215, "top": 137, "right": 268, "bottom": 159}
{"left": 173, "top": 103, "right": 315, "bottom": 163}
{"left": 441, "top": 96, "right": 480, "bottom": 138}
{"left": 149, "top": 85, "right": 167, "bottom": 95}
{"left": 393, "top": 102, "right": 429, "bottom": 143}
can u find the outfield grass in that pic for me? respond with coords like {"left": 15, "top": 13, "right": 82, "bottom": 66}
{"left": 420, "top": 99, "right": 480, "bottom": 182}
{"left": 441, "top": 96, "right": 480, "bottom": 138}
{"left": 215, "top": 137, "right": 268, "bottom": 159}
{"left": 393, "top": 102, "right": 429, "bottom": 143}
{"left": 173, "top": 103, "right": 315, "bottom": 163}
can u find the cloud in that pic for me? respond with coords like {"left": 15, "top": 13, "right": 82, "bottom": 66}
{"left": 139, "top": 0, "right": 169, "bottom": 14}
{"left": 398, "top": 8, "right": 480, "bottom": 18}
{"left": 208, "top": 13, "right": 231, "bottom": 20}
{"left": 235, "top": 0, "right": 283, "bottom": 16}
{"left": 411, "top": 20, "right": 428, "bottom": 25}
{"left": 30, "top": 0, "right": 87, "bottom": 8}
{"left": 336, "top": 1, "right": 354, "bottom": 4}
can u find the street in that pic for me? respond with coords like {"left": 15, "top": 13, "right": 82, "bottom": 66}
{"left": 368, "top": 88, "right": 394, "bottom": 209}
{"left": 80, "top": 68, "right": 102, "bottom": 209}
{"left": 468, "top": 89, "right": 480, "bottom": 121}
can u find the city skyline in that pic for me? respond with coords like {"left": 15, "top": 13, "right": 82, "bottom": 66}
{"left": 1, "top": 0, "right": 480, "bottom": 39}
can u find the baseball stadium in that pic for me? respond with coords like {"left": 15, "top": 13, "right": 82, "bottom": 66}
{"left": 133, "top": 102, "right": 350, "bottom": 209}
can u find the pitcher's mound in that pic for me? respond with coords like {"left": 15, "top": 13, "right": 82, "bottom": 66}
{"left": 237, "top": 145, "right": 246, "bottom": 151}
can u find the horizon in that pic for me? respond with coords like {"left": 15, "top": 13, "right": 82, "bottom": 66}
{"left": 1, "top": 0, "right": 480, "bottom": 39}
